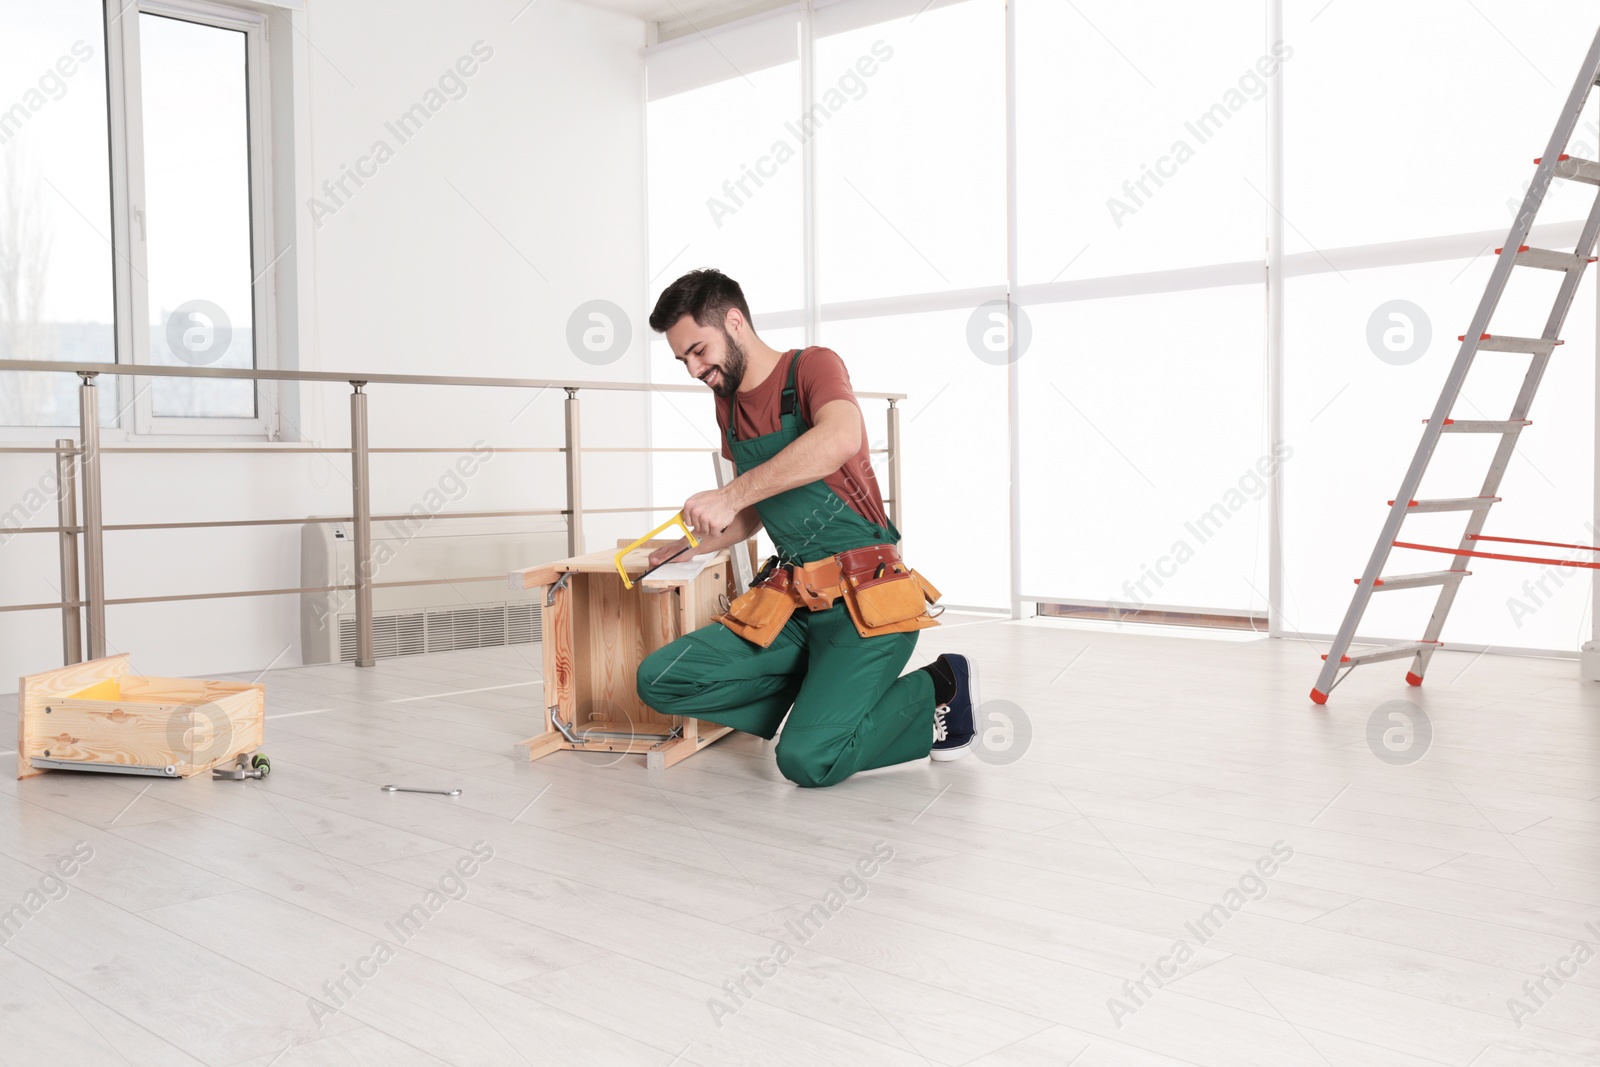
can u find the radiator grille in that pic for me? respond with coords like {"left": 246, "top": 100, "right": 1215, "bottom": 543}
{"left": 338, "top": 602, "right": 542, "bottom": 662}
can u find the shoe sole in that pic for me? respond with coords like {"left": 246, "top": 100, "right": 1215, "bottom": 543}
{"left": 930, "top": 655, "right": 981, "bottom": 762}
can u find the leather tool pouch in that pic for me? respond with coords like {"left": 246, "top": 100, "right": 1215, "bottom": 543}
{"left": 714, "top": 569, "right": 797, "bottom": 648}
{"left": 841, "top": 559, "right": 943, "bottom": 638}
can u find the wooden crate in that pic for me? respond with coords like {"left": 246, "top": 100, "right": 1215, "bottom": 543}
{"left": 17, "top": 654, "right": 265, "bottom": 780}
{"left": 509, "top": 541, "right": 737, "bottom": 769}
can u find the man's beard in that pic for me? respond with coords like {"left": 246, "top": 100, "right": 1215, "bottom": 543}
{"left": 707, "top": 331, "right": 747, "bottom": 398}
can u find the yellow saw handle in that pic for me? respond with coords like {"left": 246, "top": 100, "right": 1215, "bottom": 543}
{"left": 615, "top": 511, "right": 699, "bottom": 590}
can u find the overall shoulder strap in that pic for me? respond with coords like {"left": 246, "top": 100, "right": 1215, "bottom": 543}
{"left": 729, "top": 350, "right": 803, "bottom": 441}
{"left": 780, "top": 348, "right": 803, "bottom": 416}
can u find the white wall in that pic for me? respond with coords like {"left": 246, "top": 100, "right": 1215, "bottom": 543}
{"left": 0, "top": 0, "right": 652, "bottom": 687}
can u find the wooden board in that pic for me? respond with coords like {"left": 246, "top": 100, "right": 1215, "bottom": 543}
{"left": 509, "top": 539, "right": 686, "bottom": 589}
{"left": 542, "top": 573, "right": 576, "bottom": 737}
{"left": 17, "top": 654, "right": 264, "bottom": 780}
{"left": 582, "top": 570, "right": 667, "bottom": 729}
{"left": 18, "top": 654, "right": 134, "bottom": 779}
{"left": 646, "top": 723, "right": 736, "bottom": 770}
{"left": 507, "top": 560, "right": 564, "bottom": 592}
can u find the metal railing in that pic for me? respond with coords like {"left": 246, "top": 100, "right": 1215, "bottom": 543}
{"left": 0, "top": 358, "right": 905, "bottom": 668}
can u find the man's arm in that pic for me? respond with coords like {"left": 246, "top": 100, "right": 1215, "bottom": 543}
{"left": 647, "top": 505, "right": 763, "bottom": 567}
{"left": 681, "top": 399, "right": 861, "bottom": 536}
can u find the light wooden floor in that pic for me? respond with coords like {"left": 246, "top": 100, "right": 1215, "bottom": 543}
{"left": 1, "top": 615, "right": 1598, "bottom": 1066}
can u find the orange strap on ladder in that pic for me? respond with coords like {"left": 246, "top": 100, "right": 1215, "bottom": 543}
{"left": 1391, "top": 535, "right": 1600, "bottom": 570}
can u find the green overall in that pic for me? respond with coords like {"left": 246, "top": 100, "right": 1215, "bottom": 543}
{"left": 635, "top": 350, "right": 937, "bottom": 788}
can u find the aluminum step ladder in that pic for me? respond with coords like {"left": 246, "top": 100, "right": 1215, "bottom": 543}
{"left": 1311, "top": 24, "right": 1600, "bottom": 705}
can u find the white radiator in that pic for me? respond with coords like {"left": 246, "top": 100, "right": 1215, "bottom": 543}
{"left": 299, "top": 517, "right": 568, "bottom": 664}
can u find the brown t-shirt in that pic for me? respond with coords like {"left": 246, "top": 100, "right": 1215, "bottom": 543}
{"left": 715, "top": 347, "right": 890, "bottom": 529}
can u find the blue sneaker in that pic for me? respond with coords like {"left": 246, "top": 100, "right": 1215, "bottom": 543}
{"left": 930, "top": 653, "right": 979, "bottom": 762}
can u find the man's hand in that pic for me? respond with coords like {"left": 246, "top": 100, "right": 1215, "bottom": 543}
{"left": 647, "top": 538, "right": 690, "bottom": 568}
{"left": 683, "top": 487, "right": 740, "bottom": 539}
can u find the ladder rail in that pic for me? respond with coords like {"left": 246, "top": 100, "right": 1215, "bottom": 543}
{"left": 1407, "top": 178, "right": 1600, "bottom": 679}
{"left": 1312, "top": 25, "right": 1600, "bottom": 701}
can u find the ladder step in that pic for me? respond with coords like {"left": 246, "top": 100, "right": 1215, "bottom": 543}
{"left": 1458, "top": 333, "right": 1564, "bottom": 356}
{"left": 1360, "top": 570, "right": 1471, "bottom": 591}
{"left": 1322, "top": 640, "right": 1443, "bottom": 667}
{"left": 1553, "top": 155, "right": 1600, "bottom": 184}
{"left": 1495, "top": 244, "right": 1598, "bottom": 271}
{"left": 1388, "top": 496, "right": 1501, "bottom": 513}
{"left": 1424, "top": 418, "right": 1533, "bottom": 434}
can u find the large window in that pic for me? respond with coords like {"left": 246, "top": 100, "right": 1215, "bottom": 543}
{"left": 0, "top": 0, "right": 276, "bottom": 434}
{"left": 646, "top": 0, "right": 1013, "bottom": 608}
{"left": 644, "top": 0, "right": 1600, "bottom": 647}
{"left": 1014, "top": 0, "right": 1271, "bottom": 616}
{"left": 814, "top": 0, "right": 1009, "bottom": 607}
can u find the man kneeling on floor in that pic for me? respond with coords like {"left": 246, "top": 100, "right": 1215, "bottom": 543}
{"left": 635, "top": 269, "right": 981, "bottom": 788}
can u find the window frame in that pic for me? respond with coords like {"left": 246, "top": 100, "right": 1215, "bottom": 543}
{"left": 104, "top": 0, "right": 279, "bottom": 438}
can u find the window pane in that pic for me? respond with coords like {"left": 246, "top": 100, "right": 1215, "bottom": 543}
{"left": 1284, "top": 0, "right": 1599, "bottom": 253}
{"left": 1019, "top": 286, "right": 1270, "bottom": 613}
{"left": 817, "top": 0, "right": 1007, "bottom": 303}
{"left": 821, "top": 311, "right": 1010, "bottom": 608}
{"left": 647, "top": 21, "right": 803, "bottom": 316}
{"left": 1016, "top": 0, "right": 1269, "bottom": 284}
{"left": 139, "top": 13, "right": 255, "bottom": 419}
{"left": 0, "top": 0, "right": 115, "bottom": 427}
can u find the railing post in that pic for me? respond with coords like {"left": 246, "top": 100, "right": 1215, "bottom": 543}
{"left": 565, "top": 387, "right": 585, "bottom": 556}
{"left": 885, "top": 399, "right": 903, "bottom": 536}
{"left": 350, "top": 382, "right": 375, "bottom": 667}
{"left": 55, "top": 437, "right": 82, "bottom": 665}
{"left": 77, "top": 374, "right": 106, "bottom": 659}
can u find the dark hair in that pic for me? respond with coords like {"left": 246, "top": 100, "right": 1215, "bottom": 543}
{"left": 648, "top": 269, "right": 752, "bottom": 334}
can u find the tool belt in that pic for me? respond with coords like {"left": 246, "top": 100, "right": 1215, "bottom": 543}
{"left": 714, "top": 544, "right": 942, "bottom": 648}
